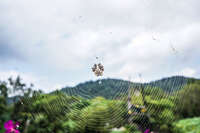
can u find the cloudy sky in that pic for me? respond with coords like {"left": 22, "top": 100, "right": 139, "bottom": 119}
{"left": 0, "top": 0, "right": 199, "bottom": 92}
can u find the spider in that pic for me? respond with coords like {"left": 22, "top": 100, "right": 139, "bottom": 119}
{"left": 92, "top": 63, "right": 104, "bottom": 77}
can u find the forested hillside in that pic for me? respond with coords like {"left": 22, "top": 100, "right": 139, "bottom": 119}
{"left": 61, "top": 76, "right": 191, "bottom": 99}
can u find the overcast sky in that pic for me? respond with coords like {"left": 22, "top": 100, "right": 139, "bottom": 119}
{"left": 0, "top": 0, "right": 199, "bottom": 92}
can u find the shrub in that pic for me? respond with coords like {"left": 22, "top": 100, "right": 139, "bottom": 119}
{"left": 172, "top": 117, "right": 200, "bottom": 133}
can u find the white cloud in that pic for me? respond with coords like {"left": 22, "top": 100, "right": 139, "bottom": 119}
{"left": 0, "top": 70, "right": 66, "bottom": 93}
{"left": 0, "top": 70, "right": 37, "bottom": 85}
{"left": 0, "top": 0, "right": 200, "bottom": 90}
{"left": 179, "top": 68, "right": 196, "bottom": 77}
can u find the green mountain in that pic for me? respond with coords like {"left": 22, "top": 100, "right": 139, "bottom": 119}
{"left": 146, "top": 76, "right": 188, "bottom": 92}
{"left": 61, "top": 76, "right": 195, "bottom": 99}
{"left": 61, "top": 78, "right": 134, "bottom": 99}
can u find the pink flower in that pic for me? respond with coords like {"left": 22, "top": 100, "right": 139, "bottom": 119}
{"left": 144, "top": 129, "right": 150, "bottom": 133}
{"left": 4, "top": 120, "right": 20, "bottom": 133}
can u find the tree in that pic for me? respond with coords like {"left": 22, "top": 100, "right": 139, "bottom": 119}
{"left": 0, "top": 81, "right": 9, "bottom": 102}
{"left": 176, "top": 82, "right": 200, "bottom": 118}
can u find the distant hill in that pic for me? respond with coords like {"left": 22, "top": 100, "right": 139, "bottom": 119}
{"left": 7, "top": 76, "right": 199, "bottom": 103}
{"left": 146, "top": 76, "right": 188, "bottom": 92}
{"left": 61, "top": 78, "right": 135, "bottom": 99}
{"left": 61, "top": 76, "right": 196, "bottom": 99}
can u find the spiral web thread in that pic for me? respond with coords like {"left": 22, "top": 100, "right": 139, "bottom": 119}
{"left": 21, "top": 45, "right": 188, "bottom": 132}
{"left": 21, "top": 74, "right": 189, "bottom": 132}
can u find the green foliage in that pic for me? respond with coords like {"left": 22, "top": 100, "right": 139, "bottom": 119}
{"left": 144, "top": 87, "right": 165, "bottom": 99}
{"left": 176, "top": 82, "right": 200, "bottom": 118}
{"left": 63, "top": 119, "right": 78, "bottom": 133}
{"left": 145, "top": 94, "right": 175, "bottom": 132}
{"left": 147, "top": 76, "right": 188, "bottom": 92}
{"left": 0, "top": 81, "right": 9, "bottom": 98}
{"left": 0, "top": 96, "right": 8, "bottom": 130}
{"left": 172, "top": 117, "right": 200, "bottom": 133}
{"left": 0, "top": 76, "right": 200, "bottom": 133}
{"left": 61, "top": 76, "right": 188, "bottom": 100}
{"left": 124, "top": 124, "right": 141, "bottom": 133}
{"left": 68, "top": 97, "right": 128, "bottom": 133}
{"left": 61, "top": 79, "right": 133, "bottom": 99}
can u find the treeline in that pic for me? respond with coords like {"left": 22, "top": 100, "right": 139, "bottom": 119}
{"left": 61, "top": 76, "right": 188, "bottom": 99}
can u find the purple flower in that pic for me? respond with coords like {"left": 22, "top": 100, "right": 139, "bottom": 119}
{"left": 144, "top": 129, "right": 150, "bottom": 133}
{"left": 4, "top": 120, "right": 20, "bottom": 133}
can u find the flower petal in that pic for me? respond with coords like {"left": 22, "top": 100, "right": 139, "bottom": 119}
{"left": 4, "top": 120, "right": 14, "bottom": 129}
{"left": 15, "top": 129, "right": 20, "bottom": 133}
{"left": 5, "top": 129, "right": 12, "bottom": 133}
{"left": 144, "top": 129, "right": 150, "bottom": 133}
